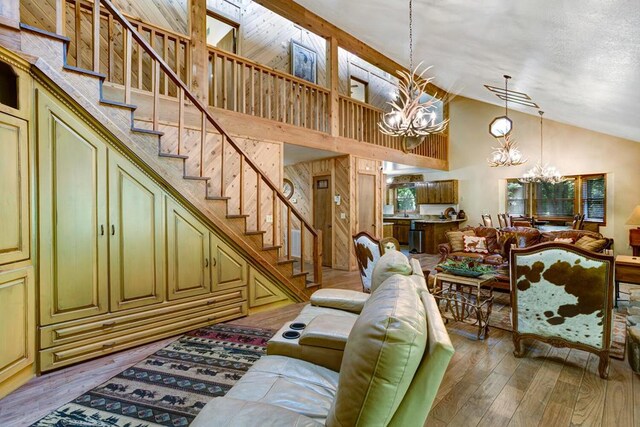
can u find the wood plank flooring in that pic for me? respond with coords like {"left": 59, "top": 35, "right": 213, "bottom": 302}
{"left": 0, "top": 267, "right": 638, "bottom": 427}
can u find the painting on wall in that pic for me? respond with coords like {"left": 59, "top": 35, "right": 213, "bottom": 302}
{"left": 291, "top": 40, "right": 317, "bottom": 84}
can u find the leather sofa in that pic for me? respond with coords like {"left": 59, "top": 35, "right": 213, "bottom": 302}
{"left": 437, "top": 226, "right": 613, "bottom": 291}
{"left": 191, "top": 252, "right": 454, "bottom": 427}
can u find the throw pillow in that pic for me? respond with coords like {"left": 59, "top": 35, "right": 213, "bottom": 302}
{"left": 575, "top": 235, "right": 609, "bottom": 252}
{"left": 446, "top": 230, "right": 475, "bottom": 252}
{"left": 463, "top": 235, "right": 489, "bottom": 254}
{"left": 554, "top": 237, "right": 574, "bottom": 243}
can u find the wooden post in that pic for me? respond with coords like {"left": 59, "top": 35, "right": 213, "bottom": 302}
{"left": 326, "top": 35, "right": 340, "bottom": 137}
{"left": 190, "top": 0, "right": 208, "bottom": 103}
{"left": 0, "top": 0, "right": 20, "bottom": 50}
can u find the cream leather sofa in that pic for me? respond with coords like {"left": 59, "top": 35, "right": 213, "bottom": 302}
{"left": 267, "top": 251, "right": 425, "bottom": 371}
{"left": 191, "top": 252, "right": 454, "bottom": 427}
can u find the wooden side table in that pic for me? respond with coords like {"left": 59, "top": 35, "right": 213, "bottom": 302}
{"left": 615, "top": 255, "right": 640, "bottom": 307}
{"left": 431, "top": 272, "right": 495, "bottom": 339}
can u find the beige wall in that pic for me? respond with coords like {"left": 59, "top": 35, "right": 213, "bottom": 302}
{"left": 422, "top": 96, "right": 640, "bottom": 255}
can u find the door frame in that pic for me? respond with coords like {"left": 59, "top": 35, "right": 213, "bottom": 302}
{"left": 312, "top": 170, "right": 334, "bottom": 268}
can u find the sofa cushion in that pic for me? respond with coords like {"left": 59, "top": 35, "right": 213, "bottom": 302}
{"left": 575, "top": 235, "right": 609, "bottom": 252}
{"left": 463, "top": 235, "right": 489, "bottom": 254}
{"left": 446, "top": 230, "right": 475, "bottom": 252}
{"left": 299, "top": 315, "right": 355, "bottom": 351}
{"left": 554, "top": 237, "right": 574, "bottom": 243}
{"left": 300, "top": 304, "right": 359, "bottom": 319}
{"left": 225, "top": 355, "right": 339, "bottom": 422}
{"left": 371, "top": 250, "right": 413, "bottom": 293}
{"left": 327, "top": 275, "right": 427, "bottom": 426}
{"left": 502, "top": 226, "right": 542, "bottom": 248}
{"left": 473, "top": 226, "right": 500, "bottom": 253}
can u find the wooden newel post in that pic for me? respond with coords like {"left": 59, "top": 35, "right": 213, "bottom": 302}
{"left": 314, "top": 229, "right": 323, "bottom": 286}
{"left": 190, "top": 0, "right": 209, "bottom": 103}
{"left": 326, "top": 35, "right": 339, "bottom": 137}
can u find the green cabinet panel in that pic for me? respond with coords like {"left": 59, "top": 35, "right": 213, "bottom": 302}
{"left": 0, "top": 114, "right": 29, "bottom": 266}
{"left": 166, "top": 197, "right": 211, "bottom": 300}
{"left": 0, "top": 267, "right": 34, "bottom": 385}
{"left": 248, "top": 268, "right": 287, "bottom": 308}
{"left": 109, "top": 151, "right": 165, "bottom": 311}
{"left": 210, "top": 233, "right": 247, "bottom": 291}
{"left": 38, "top": 92, "right": 109, "bottom": 325}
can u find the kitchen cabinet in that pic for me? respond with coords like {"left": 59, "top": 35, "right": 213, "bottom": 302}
{"left": 383, "top": 223, "right": 394, "bottom": 238}
{"left": 414, "top": 221, "right": 462, "bottom": 254}
{"left": 416, "top": 180, "right": 458, "bottom": 204}
{"left": 385, "top": 219, "right": 411, "bottom": 245}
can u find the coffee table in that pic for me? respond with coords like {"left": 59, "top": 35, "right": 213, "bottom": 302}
{"left": 615, "top": 255, "right": 640, "bottom": 307}
{"left": 430, "top": 272, "right": 496, "bottom": 339}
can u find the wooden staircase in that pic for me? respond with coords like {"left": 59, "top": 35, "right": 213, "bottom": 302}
{"left": 19, "top": 0, "right": 322, "bottom": 300}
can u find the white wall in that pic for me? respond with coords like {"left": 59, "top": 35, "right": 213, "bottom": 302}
{"left": 422, "top": 97, "right": 640, "bottom": 255}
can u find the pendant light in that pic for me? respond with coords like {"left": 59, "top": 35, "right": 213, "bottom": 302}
{"left": 489, "top": 75, "right": 513, "bottom": 137}
{"left": 520, "top": 111, "right": 565, "bottom": 184}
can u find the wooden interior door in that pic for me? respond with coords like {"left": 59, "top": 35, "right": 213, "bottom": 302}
{"left": 38, "top": 99, "right": 109, "bottom": 325}
{"left": 313, "top": 175, "right": 332, "bottom": 267}
{"left": 358, "top": 173, "right": 376, "bottom": 236}
{"left": 109, "top": 151, "right": 165, "bottom": 311}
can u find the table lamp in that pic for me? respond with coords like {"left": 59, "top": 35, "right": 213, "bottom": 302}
{"left": 626, "top": 205, "right": 640, "bottom": 256}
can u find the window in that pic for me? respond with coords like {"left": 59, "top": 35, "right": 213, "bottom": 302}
{"left": 349, "top": 76, "right": 368, "bottom": 103}
{"left": 396, "top": 186, "right": 417, "bottom": 213}
{"left": 534, "top": 179, "right": 576, "bottom": 219}
{"left": 206, "top": 12, "right": 238, "bottom": 53}
{"left": 506, "top": 179, "right": 529, "bottom": 216}
{"left": 581, "top": 174, "right": 606, "bottom": 223}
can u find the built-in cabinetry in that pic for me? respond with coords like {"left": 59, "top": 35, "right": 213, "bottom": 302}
{"left": 413, "top": 221, "right": 462, "bottom": 254}
{"left": 34, "top": 89, "right": 291, "bottom": 372}
{"left": 416, "top": 180, "right": 458, "bottom": 204}
{"left": 393, "top": 219, "right": 411, "bottom": 245}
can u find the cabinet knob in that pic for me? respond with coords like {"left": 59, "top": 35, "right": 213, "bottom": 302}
{"left": 111, "top": 225, "right": 115, "bottom": 235}
{"left": 100, "top": 225, "right": 104, "bottom": 236}
{"left": 205, "top": 258, "right": 209, "bottom": 268}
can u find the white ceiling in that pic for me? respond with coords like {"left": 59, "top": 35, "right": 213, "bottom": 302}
{"left": 293, "top": 0, "right": 640, "bottom": 142}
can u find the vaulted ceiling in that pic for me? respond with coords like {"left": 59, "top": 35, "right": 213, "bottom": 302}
{"left": 293, "top": 0, "right": 640, "bottom": 142}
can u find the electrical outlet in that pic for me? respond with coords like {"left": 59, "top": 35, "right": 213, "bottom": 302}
{"left": 340, "top": 212, "right": 346, "bottom": 219}
{"left": 266, "top": 214, "right": 273, "bottom": 223}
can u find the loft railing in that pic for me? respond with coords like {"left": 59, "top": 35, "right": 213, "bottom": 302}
{"left": 41, "top": 0, "right": 324, "bottom": 291}
{"left": 339, "top": 95, "right": 448, "bottom": 161}
{"left": 208, "top": 47, "right": 330, "bottom": 132}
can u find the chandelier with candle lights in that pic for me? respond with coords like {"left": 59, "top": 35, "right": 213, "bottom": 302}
{"left": 487, "top": 133, "right": 527, "bottom": 167}
{"left": 520, "top": 111, "right": 565, "bottom": 184}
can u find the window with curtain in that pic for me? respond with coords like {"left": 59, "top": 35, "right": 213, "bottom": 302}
{"left": 581, "top": 174, "right": 606, "bottom": 223}
{"left": 534, "top": 178, "right": 576, "bottom": 219}
{"left": 506, "top": 179, "right": 529, "bottom": 216}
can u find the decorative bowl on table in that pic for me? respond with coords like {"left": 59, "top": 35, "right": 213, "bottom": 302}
{"left": 438, "top": 258, "right": 494, "bottom": 278}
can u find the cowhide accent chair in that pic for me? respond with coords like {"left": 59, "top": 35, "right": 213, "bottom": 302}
{"left": 353, "top": 231, "right": 383, "bottom": 293}
{"left": 510, "top": 241, "right": 614, "bottom": 378}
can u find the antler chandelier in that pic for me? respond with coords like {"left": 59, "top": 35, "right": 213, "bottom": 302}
{"left": 378, "top": 0, "right": 448, "bottom": 153}
{"left": 520, "top": 111, "right": 565, "bottom": 184}
{"left": 487, "top": 133, "right": 527, "bottom": 167}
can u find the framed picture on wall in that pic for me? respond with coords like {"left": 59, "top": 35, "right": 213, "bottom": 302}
{"left": 291, "top": 40, "right": 317, "bottom": 84}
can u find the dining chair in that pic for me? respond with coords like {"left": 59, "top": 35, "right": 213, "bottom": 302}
{"left": 497, "top": 213, "right": 507, "bottom": 228}
{"left": 481, "top": 214, "right": 494, "bottom": 228}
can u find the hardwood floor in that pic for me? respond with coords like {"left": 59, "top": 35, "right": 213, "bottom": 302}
{"left": 0, "top": 267, "right": 638, "bottom": 427}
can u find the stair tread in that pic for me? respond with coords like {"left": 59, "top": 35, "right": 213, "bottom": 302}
{"left": 100, "top": 98, "right": 137, "bottom": 110}
{"left": 63, "top": 64, "right": 107, "bottom": 79}
{"left": 19, "top": 23, "right": 70, "bottom": 43}
{"left": 245, "top": 230, "right": 266, "bottom": 236}
{"left": 184, "top": 175, "right": 211, "bottom": 181}
{"left": 292, "top": 271, "right": 309, "bottom": 278}
{"left": 306, "top": 282, "right": 321, "bottom": 289}
{"left": 131, "top": 127, "right": 164, "bottom": 136}
{"left": 262, "top": 245, "right": 282, "bottom": 251}
{"left": 159, "top": 152, "right": 188, "bottom": 159}
{"left": 205, "top": 196, "right": 231, "bottom": 201}
{"left": 277, "top": 258, "right": 295, "bottom": 265}
{"left": 227, "top": 214, "right": 249, "bottom": 219}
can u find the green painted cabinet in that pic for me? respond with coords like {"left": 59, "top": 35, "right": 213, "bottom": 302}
{"left": 109, "top": 151, "right": 165, "bottom": 311}
{"left": 166, "top": 197, "right": 211, "bottom": 300}
{"left": 38, "top": 93, "right": 109, "bottom": 325}
{"left": 0, "top": 113, "right": 30, "bottom": 266}
{"left": 210, "top": 233, "right": 247, "bottom": 291}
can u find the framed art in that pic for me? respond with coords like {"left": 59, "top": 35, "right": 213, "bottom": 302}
{"left": 290, "top": 40, "right": 317, "bottom": 84}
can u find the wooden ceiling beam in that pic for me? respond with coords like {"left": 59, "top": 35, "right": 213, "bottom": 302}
{"left": 254, "top": 0, "right": 446, "bottom": 97}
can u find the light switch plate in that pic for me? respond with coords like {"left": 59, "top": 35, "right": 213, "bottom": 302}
{"left": 266, "top": 214, "right": 273, "bottom": 223}
{"left": 340, "top": 212, "right": 346, "bottom": 219}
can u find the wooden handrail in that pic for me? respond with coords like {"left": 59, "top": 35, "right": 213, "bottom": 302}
{"left": 97, "top": 0, "right": 321, "bottom": 283}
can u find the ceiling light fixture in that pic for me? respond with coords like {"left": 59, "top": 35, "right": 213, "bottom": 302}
{"left": 378, "top": 0, "right": 448, "bottom": 153}
{"left": 489, "top": 75, "right": 513, "bottom": 137}
{"left": 487, "top": 133, "right": 527, "bottom": 167}
{"left": 520, "top": 111, "right": 565, "bottom": 184}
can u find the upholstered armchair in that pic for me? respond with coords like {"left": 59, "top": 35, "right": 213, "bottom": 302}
{"left": 352, "top": 231, "right": 383, "bottom": 292}
{"left": 510, "top": 241, "right": 614, "bottom": 378}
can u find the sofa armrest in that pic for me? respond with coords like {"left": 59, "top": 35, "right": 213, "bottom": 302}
{"left": 438, "top": 243, "right": 453, "bottom": 263}
{"left": 310, "top": 289, "right": 369, "bottom": 314}
{"left": 190, "top": 397, "right": 323, "bottom": 427}
{"left": 299, "top": 314, "right": 355, "bottom": 350}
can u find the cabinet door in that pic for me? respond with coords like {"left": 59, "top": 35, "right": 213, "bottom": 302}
{"left": 109, "top": 152, "right": 165, "bottom": 311}
{"left": 248, "top": 267, "right": 287, "bottom": 308}
{"left": 0, "top": 267, "right": 34, "bottom": 386}
{"left": 415, "top": 183, "right": 427, "bottom": 204}
{"left": 0, "top": 114, "right": 29, "bottom": 266}
{"left": 38, "top": 95, "right": 109, "bottom": 325}
{"left": 166, "top": 198, "right": 211, "bottom": 300}
{"left": 426, "top": 182, "right": 437, "bottom": 204}
{"left": 210, "top": 233, "right": 247, "bottom": 291}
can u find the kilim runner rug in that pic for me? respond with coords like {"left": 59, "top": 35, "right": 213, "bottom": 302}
{"left": 31, "top": 324, "right": 274, "bottom": 427}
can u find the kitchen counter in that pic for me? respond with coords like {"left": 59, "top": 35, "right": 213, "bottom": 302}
{"left": 382, "top": 217, "right": 467, "bottom": 223}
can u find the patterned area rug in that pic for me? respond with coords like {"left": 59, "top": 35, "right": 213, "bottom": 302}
{"left": 487, "top": 292, "right": 627, "bottom": 360}
{"left": 31, "top": 324, "right": 274, "bottom": 427}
